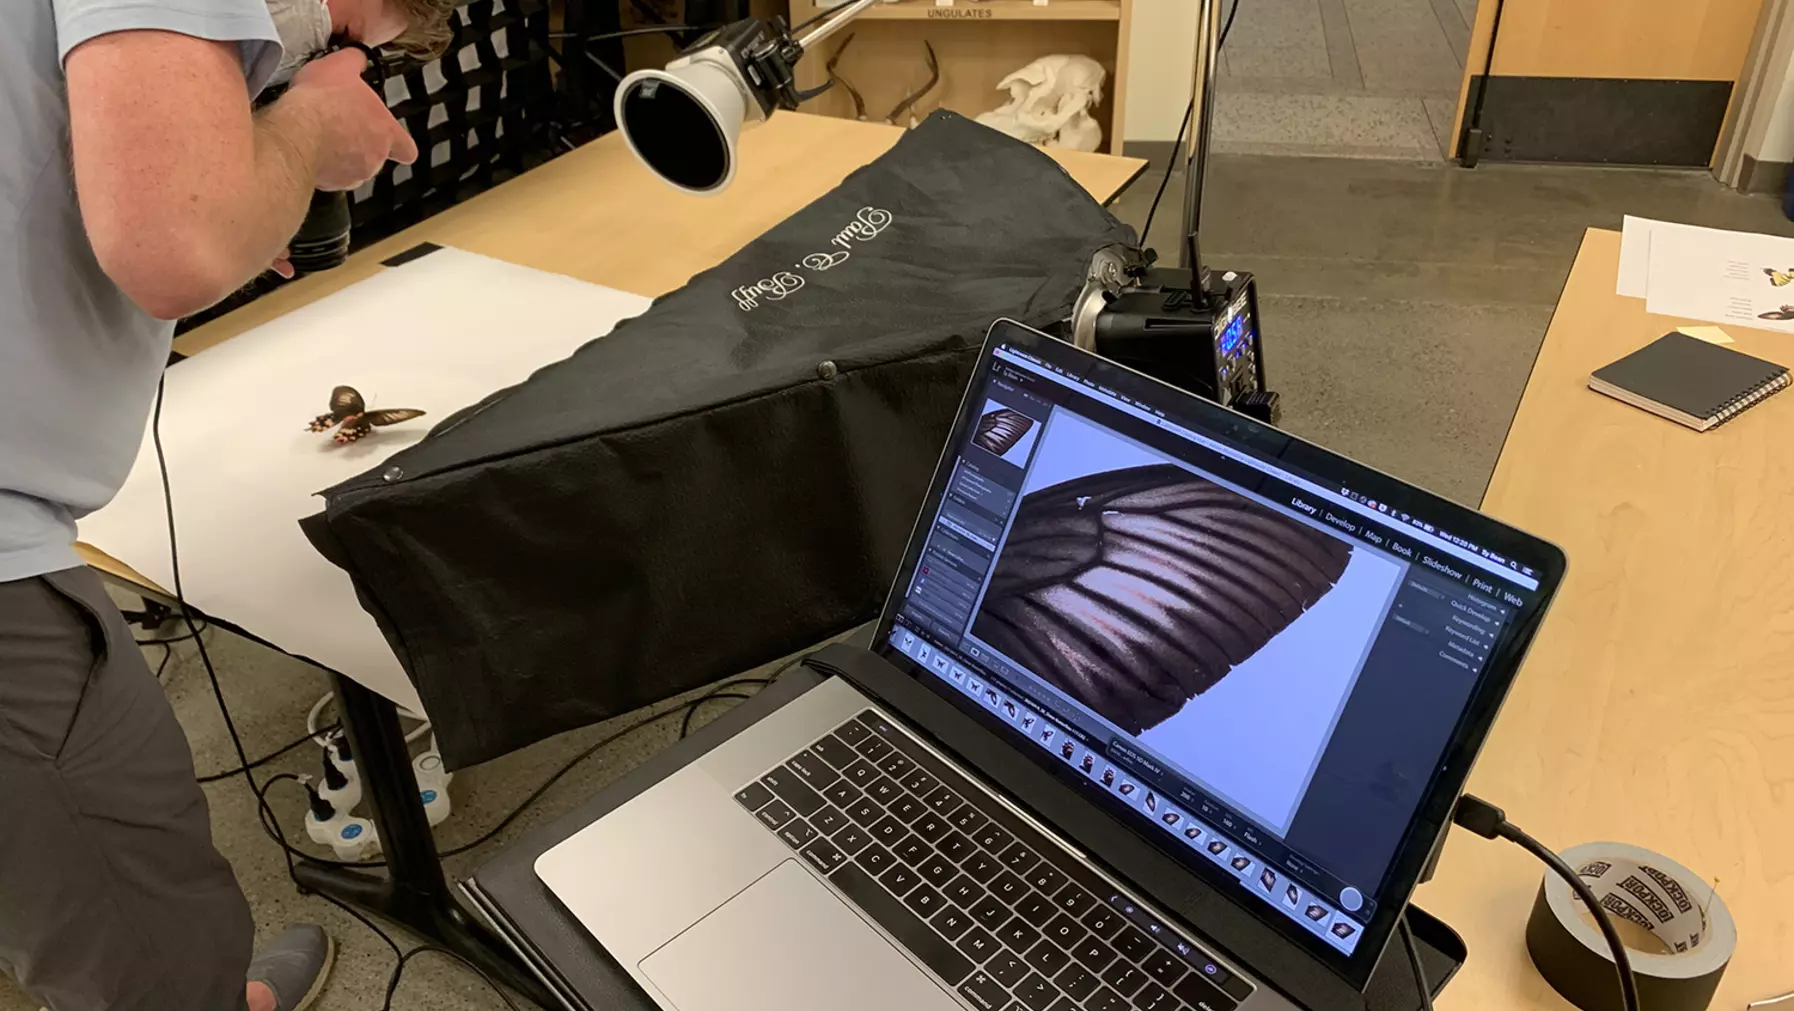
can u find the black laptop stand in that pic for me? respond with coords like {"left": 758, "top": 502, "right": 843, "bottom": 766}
{"left": 464, "top": 656, "right": 1466, "bottom": 1011}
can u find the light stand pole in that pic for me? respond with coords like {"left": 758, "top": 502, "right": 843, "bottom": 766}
{"left": 1078, "top": 0, "right": 1278, "bottom": 423}
{"left": 1180, "top": 0, "right": 1225, "bottom": 283}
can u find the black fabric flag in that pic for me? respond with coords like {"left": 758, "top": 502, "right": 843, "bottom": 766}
{"left": 304, "top": 112, "right": 1137, "bottom": 767}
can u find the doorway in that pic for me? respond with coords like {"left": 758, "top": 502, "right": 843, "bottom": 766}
{"left": 1211, "top": 0, "right": 1472, "bottom": 160}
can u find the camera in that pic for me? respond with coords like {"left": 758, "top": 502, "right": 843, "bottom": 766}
{"left": 250, "top": 78, "right": 357, "bottom": 275}
{"left": 260, "top": 0, "right": 361, "bottom": 273}
{"left": 288, "top": 190, "right": 354, "bottom": 273}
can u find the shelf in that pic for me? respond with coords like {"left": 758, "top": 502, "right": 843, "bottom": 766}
{"left": 789, "top": 0, "right": 1133, "bottom": 154}
{"left": 813, "top": 0, "right": 1123, "bottom": 22}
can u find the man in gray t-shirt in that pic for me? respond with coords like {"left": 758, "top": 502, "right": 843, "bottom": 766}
{"left": 2, "top": 2, "right": 441, "bottom": 1008}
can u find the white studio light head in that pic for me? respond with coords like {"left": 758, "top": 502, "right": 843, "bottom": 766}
{"left": 615, "top": 48, "right": 765, "bottom": 196}
{"left": 614, "top": 2, "right": 879, "bottom": 195}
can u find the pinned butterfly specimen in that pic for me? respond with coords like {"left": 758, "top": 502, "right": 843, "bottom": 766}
{"left": 308, "top": 385, "right": 426, "bottom": 444}
{"left": 1766, "top": 268, "right": 1794, "bottom": 287}
{"left": 1759, "top": 305, "right": 1794, "bottom": 321}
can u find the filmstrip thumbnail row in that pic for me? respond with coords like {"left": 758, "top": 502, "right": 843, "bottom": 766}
{"left": 897, "top": 631, "right": 1366, "bottom": 956}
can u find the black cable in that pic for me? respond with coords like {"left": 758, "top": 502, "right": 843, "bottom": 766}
{"left": 254, "top": 774, "right": 405, "bottom": 956}
{"left": 556, "top": 23, "right": 723, "bottom": 84}
{"left": 1502, "top": 828, "right": 1642, "bottom": 1011}
{"left": 153, "top": 380, "right": 468, "bottom": 1002}
{"left": 258, "top": 775, "right": 387, "bottom": 868}
{"left": 1139, "top": 0, "right": 1241, "bottom": 248}
{"left": 196, "top": 723, "right": 342, "bottom": 784}
{"left": 1397, "top": 915, "right": 1433, "bottom": 1011}
{"left": 245, "top": 671, "right": 790, "bottom": 871}
{"left": 153, "top": 643, "right": 174, "bottom": 682}
{"left": 551, "top": 24, "right": 714, "bottom": 42}
{"left": 583, "top": 49, "right": 624, "bottom": 84}
{"left": 157, "top": 384, "right": 373, "bottom": 884}
{"left": 1139, "top": 103, "right": 1189, "bottom": 249}
{"left": 436, "top": 671, "right": 784, "bottom": 857}
{"left": 628, "top": 0, "right": 669, "bottom": 24}
{"left": 155, "top": 385, "right": 808, "bottom": 1007}
{"left": 677, "top": 691, "right": 756, "bottom": 738}
{"left": 792, "top": 6, "right": 838, "bottom": 32}
{"left": 136, "top": 617, "right": 209, "bottom": 646}
{"left": 152, "top": 378, "right": 277, "bottom": 816}
{"left": 680, "top": 678, "right": 771, "bottom": 738}
{"left": 383, "top": 946, "right": 523, "bottom": 1011}
{"left": 1454, "top": 795, "right": 1641, "bottom": 1011}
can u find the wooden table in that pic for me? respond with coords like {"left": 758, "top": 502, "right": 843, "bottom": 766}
{"left": 1419, "top": 228, "right": 1793, "bottom": 1009}
{"left": 78, "top": 112, "right": 1144, "bottom": 589}
{"left": 74, "top": 111, "right": 1143, "bottom": 1005}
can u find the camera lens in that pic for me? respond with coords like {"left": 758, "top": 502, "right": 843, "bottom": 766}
{"left": 288, "top": 190, "right": 352, "bottom": 273}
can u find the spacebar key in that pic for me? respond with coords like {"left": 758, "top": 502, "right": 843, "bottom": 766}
{"left": 831, "top": 861, "right": 974, "bottom": 986}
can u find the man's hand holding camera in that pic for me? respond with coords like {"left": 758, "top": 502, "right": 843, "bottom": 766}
{"left": 65, "top": 30, "right": 421, "bottom": 319}
{"left": 285, "top": 48, "right": 419, "bottom": 192}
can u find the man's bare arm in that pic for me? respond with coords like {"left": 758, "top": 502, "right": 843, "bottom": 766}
{"left": 65, "top": 31, "right": 415, "bottom": 320}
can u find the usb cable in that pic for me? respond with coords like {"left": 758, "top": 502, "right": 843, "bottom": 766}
{"left": 1450, "top": 795, "right": 1641, "bottom": 1011}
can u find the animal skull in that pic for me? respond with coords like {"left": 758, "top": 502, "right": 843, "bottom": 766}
{"left": 974, "top": 55, "right": 1107, "bottom": 152}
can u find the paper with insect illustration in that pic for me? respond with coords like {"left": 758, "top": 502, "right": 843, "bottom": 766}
{"left": 79, "top": 249, "right": 651, "bottom": 712}
{"left": 1644, "top": 225, "right": 1794, "bottom": 334}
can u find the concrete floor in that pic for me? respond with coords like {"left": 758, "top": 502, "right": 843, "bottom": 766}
{"left": 1213, "top": 0, "right": 1473, "bottom": 159}
{"left": 1117, "top": 156, "right": 1794, "bottom": 504}
{"left": 6, "top": 156, "right": 1792, "bottom": 1011}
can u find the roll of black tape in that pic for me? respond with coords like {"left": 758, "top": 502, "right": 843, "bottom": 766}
{"left": 1526, "top": 842, "right": 1734, "bottom": 1011}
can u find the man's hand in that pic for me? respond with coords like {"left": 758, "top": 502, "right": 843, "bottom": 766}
{"left": 285, "top": 49, "right": 418, "bottom": 192}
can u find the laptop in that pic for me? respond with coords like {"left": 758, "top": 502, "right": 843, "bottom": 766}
{"left": 536, "top": 318, "right": 1565, "bottom": 1011}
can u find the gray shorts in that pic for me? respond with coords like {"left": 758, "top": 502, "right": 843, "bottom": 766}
{"left": 0, "top": 568, "right": 253, "bottom": 1011}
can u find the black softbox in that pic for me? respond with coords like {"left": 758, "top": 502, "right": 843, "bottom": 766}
{"left": 304, "top": 111, "right": 1137, "bottom": 768}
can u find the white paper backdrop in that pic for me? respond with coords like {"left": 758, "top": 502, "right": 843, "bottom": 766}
{"left": 80, "top": 249, "right": 653, "bottom": 712}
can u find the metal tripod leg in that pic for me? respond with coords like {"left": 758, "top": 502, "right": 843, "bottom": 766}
{"left": 292, "top": 674, "right": 556, "bottom": 1008}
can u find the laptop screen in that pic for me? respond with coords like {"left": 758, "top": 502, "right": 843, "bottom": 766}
{"left": 878, "top": 322, "right": 1558, "bottom": 973}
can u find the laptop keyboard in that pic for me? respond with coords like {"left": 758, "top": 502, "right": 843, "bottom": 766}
{"left": 733, "top": 710, "right": 1257, "bottom": 1011}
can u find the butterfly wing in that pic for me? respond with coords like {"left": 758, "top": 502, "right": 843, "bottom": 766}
{"left": 1766, "top": 268, "right": 1794, "bottom": 287}
{"left": 333, "top": 415, "right": 370, "bottom": 444}
{"left": 330, "top": 386, "right": 366, "bottom": 421}
{"left": 308, "top": 413, "right": 340, "bottom": 433}
{"left": 363, "top": 409, "right": 426, "bottom": 428}
{"left": 329, "top": 410, "right": 423, "bottom": 444}
{"left": 971, "top": 463, "right": 1351, "bottom": 734}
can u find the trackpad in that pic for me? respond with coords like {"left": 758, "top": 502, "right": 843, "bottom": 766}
{"left": 640, "top": 860, "right": 963, "bottom": 1011}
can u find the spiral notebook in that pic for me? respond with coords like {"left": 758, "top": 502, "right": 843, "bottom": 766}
{"left": 1590, "top": 333, "right": 1790, "bottom": 431}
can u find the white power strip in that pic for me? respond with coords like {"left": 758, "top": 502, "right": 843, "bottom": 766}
{"left": 302, "top": 773, "right": 382, "bottom": 862}
{"left": 414, "top": 745, "right": 453, "bottom": 828}
{"left": 303, "top": 731, "right": 455, "bottom": 857}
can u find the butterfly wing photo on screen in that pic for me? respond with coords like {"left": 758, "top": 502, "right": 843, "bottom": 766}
{"left": 974, "top": 407, "right": 1037, "bottom": 457}
{"left": 308, "top": 385, "right": 426, "bottom": 444}
{"left": 971, "top": 464, "right": 1352, "bottom": 734}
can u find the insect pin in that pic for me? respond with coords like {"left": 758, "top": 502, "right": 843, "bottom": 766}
{"left": 308, "top": 385, "right": 425, "bottom": 444}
